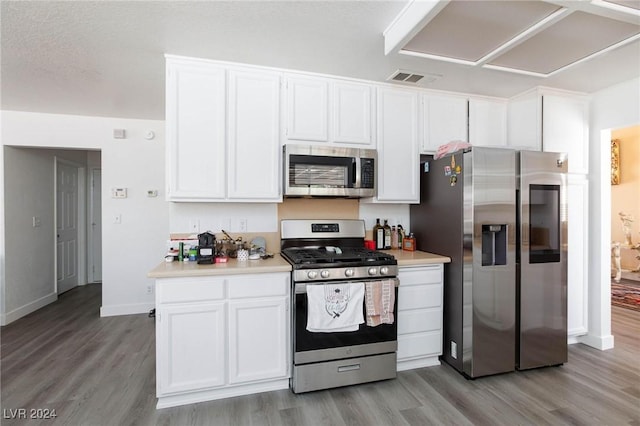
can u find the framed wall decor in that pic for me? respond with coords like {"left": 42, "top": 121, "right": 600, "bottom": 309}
{"left": 611, "top": 139, "right": 620, "bottom": 185}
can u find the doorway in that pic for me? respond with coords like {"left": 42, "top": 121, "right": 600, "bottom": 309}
{"left": 89, "top": 168, "right": 102, "bottom": 283}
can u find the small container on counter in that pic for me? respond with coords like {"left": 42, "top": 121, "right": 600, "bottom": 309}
{"left": 403, "top": 233, "right": 416, "bottom": 251}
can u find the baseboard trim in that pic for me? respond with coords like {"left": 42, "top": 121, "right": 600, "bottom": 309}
{"left": 397, "top": 356, "right": 441, "bottom": 372}
{"left": 1, "top": 292, "right": 58, "bottom": 325}
{"left": 577, "top": 333, "right": 615, "bottom": 350}
{"left": 100, "top": 302, "right": 155, "bottom": 317}
{"left": 156, "top": 379, "right": 290, "bottom": 409}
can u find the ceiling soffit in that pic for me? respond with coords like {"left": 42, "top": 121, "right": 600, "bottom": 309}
{"left": 392, "top": 0, "right": 640, "bottom": 78}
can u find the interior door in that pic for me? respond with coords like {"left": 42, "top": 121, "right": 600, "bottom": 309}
{"left": 56, "top": 161, "right": 79, "bottom": 294}
{"left": 90, "top": 168, "right": 102, "bottom": 282}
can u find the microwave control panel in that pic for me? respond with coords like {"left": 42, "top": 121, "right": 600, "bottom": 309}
{"left": 361, "top": 158, "right": 375, "bottom": 188}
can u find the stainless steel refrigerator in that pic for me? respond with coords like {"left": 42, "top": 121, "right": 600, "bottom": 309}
{"left": 517, "top": 150, "right": 568, "bottom": 370}
{"left": 410, "top": 147, "right": 517, "bottom": 378}
{"left": 410, "top": 147, "right": 568, "bottom": 378}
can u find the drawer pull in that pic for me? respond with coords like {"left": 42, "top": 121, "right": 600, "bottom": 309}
{"left": 337, "top": 364, "right": 361, "bottom": 373}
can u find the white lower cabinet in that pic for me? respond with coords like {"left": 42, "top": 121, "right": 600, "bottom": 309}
{"left": 228, "top": 299, "right": 289, "bottom": 384}
{"left": 396, "top": 264, "right": 444, "bottom": 371}
{"left": 157, "top": 302, "right": 227, "bottom": 395}
{"left": 155, "top": 273, "right": 290, "bottom": 408}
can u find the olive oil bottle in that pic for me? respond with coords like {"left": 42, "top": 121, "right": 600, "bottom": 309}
{"left": 373, "top": 218, "right": 384, "bottom": 250}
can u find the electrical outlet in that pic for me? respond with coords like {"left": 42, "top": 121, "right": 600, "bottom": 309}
{"left": 32, "top": 216, "right": 41, "bottom": 227}
{"left": 146, "top": 284, "right": 153, "bottom": 294}
{"left": 451, "top": 341, "right": 457, "bottom": 359}
{"left": 238, "top": 218, "right": 247, "bottom": 232}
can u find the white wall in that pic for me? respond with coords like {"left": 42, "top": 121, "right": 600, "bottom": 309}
{"left": 587, "top": 76, "right": 640, "bottom": 350}
{"left": 1, "top": 111, "right": 168, "bottom": 320}
{"left": 169, "top": 203, "right": 278, "bottom": 234}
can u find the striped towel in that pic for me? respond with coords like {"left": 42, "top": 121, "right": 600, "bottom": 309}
{"left": 364, "top": 279, "right": 395, "bottom": 326}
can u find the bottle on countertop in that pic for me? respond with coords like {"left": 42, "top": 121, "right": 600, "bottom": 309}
{"left": 391, "top": 225, "right": 398, "bottom": 249}
{"left": 383, "top": 219, "right": 391, "bottom": 249}
{"left": 397, "top": 224, "right": 405, "bottom": 248}
{"left": 403, "top": 232, "right": 416, "bottom": 251}
{"left": 373, "top": 218, "right": 384, "bottom": 250}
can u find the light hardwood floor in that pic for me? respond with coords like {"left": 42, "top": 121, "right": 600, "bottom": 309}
{"left": 2, "top": 283, "right": 638, "bottom": 425}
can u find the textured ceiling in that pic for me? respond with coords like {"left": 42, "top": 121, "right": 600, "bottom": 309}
{"left": 2, "top": 1, "right": 640, "bottom": 120}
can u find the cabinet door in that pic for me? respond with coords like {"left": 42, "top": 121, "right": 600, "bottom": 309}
{"left": 422, "top": 94, "right": 468, "bottom": 153}
{"left": 157, "top": 302, "right": 226, "bottom": 395}
{"left": 166, "top": 61, "right": 226, "bottom": 200}
{"left": 228, "top": 298, "right": 289, "bottom": 384}
{"left": 507, "top": 91, "right": 541, "bottom": 151}
{"left": 332, "top": 81, "right": 373, "bottom": 145}
{"left": 228, "top": 69, "right": 281, "bottom": 201}
{"left": 567, "top": 174, "right": 588, "bottom": 337}
{"left": 285, "top": 76, "right": 329, "bottom": 142}
{"left": 469, "top": 98, "right": 507, "bottom": 147}
{"left": 542, "top": 94, "right": 589, "bottom": 174}
{"left": 376, "top": 87, "right": 419, "bottom": 203}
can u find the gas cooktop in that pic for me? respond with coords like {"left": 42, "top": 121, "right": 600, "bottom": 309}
{"left": 281, "top": 246, "right": 396, "bottom": 269}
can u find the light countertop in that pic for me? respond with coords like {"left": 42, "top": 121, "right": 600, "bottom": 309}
{"left": 391, "top": 249, "right": 451, "bottom": 266}
{"left": 148, "top": 250, "right": 450, "bottom": 279}
{"left": 148, "top": 255, "right": 293, "bottom": 278}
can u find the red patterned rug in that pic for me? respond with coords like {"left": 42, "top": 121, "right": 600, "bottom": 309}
{"left": 611, "top": 280, "right": 640, "bottom": 312}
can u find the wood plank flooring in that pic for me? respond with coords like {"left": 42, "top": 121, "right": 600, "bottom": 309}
{"left": 2, "top": 283, "right": 638, "bottom": 425}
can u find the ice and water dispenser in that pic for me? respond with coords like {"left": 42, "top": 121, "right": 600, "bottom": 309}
{"left": 482, "top": 224, "right": 507, "bottom": 266}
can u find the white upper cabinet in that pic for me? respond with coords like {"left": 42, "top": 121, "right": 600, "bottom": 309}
{"left": 284, "top": 74, "right": 374, "bottom": 147}
{"left": 507, "top": 88, "right": 589, "bottom": 173}
{"left": 285, "top": 76, "right": 329, "bottom": 142}
{"left": 421, "top": 93, "right": 468, "bottom": 154}
{"left": 165, "top": 56, "right": 282, "bottom": 202}
{"left": 507, "top": 90, "right": 541, "bottom": 151}
{"left": 332, "top": 81, "right": 373, "bottom": 145}
{"left": 372, "top": 86, "right": 419, "bottom": 203}
{"left": 468, "top": 97, "right": 507, "bottom": 147}
{"left": 166, "top": 60, "right": 227, "bottom": 200}
{"left": 542, "top": 91, "right": 589, "bottom": 174}
{"left": 227, "top": 69, "right": 281, "bottom": 201}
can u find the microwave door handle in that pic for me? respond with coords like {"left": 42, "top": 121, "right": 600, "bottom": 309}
{"left": 351, "top": 158, "right": 357, "bottom": 187}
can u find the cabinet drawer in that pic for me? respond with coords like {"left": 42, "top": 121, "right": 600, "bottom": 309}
{"left": 397, "top": 309, "right": 442, "bottom": 334}
{"left": 398, "top": 266, "right": 442, "bottom": 286}
{"left": 398, "top": 284, "right": 442, "bottom": 310}
{"left": 158, "top": 277, "right": 225, "bottom": 304}
{"left": 397, "top": 331, "right": 442, "bottom": 360}
{"left": 228, "top": 274, "right": 289, "bottom": 299}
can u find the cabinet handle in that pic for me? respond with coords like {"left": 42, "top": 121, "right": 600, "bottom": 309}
{"left": 337, "top": 364, "right": 360, "bottom": 373}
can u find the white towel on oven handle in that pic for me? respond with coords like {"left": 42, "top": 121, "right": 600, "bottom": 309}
{"left": 306, "top": 282, "right": 364, "bottom": 332}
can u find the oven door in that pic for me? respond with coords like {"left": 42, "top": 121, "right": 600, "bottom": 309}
{"left": 293, "top": 278, "right": 398, "bottom": 365}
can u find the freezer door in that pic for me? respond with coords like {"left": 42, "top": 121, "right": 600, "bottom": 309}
{"left": 518, "top": 151, "right": 568, "bottom": 370}
{"left": 463, "top": 147, "right": 517, "bottom": 378}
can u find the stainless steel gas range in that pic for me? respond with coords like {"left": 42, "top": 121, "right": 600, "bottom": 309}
{"left": 280, "top": 219, "right": 399, "bottom": 393}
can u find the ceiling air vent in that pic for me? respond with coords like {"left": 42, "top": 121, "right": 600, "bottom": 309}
{"left": 387, "top": 69, "right": 442, "bottom": 85}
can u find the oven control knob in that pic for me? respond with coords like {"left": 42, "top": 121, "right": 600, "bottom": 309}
{"left": 380, "top": 266, "right": 389, "bottom": 275}
{"left": 321, "top": 270, "right": 330, "bottom": 279}
{"left": 345, "top": 268, "right": 355, "bottom": 277}
{"left": 368, "top": 267, "right": 378, "bottom": 276}
{"left": 307, "top": 271, "right": 318, "bottom": 280}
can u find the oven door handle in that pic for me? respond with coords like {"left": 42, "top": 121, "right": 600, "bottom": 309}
{"left": 295, "top": 278, "right": 399, "bottom": 294}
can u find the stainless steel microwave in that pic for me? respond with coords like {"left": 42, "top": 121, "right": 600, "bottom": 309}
{"left": 283, "top": 145, "right": 376, "bottom": 198}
